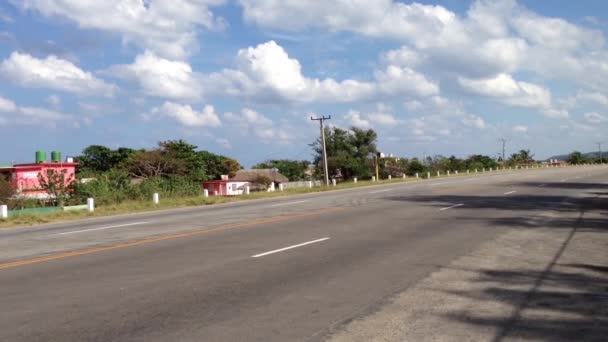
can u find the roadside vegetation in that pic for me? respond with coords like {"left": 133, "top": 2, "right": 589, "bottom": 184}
{"left": 0, "top": 125, "right": 601, "bottom": 228}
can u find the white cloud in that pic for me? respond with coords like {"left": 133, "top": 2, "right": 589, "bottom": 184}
{"left": 0, "top": 95, "right": 72, "bottom": 124}
{"left": 344, "top": 110, "right": 371, "bottom": 129}
{"left": 205, "top": 40, "right": 438, "bottom": 104}
{"left": 0, "top": 96, "right": 17, "bottom": 112}
{"left": 368, "top": 112, "right": 398, "bottom": 126}
{"left": 46, "top": 94, "right": 61, "bottom": 108}
{"left": 224, "top": 107, "right": 292, "bottom": 143}
{"left": 381, "top": 46, "right": 424, "bottom": 67}
{"left": 107, "top": 51, "right": 201, "bottom": 100}
{"left": 14, "top": 0, "right": 227, "bottom": 59}
{"left": 151, "top": 102, "right": 221, "bottom": 127}
{"left": 461, "top": 114, "right": 486, "bottom": 129}
{"left": 584, "top": 112, "right": 606, "bottom": 124}
{"left": 458, "top": 73, "right": 560, "bottom": 115}
{"left": 0, "top": 52, "right": 116, "bottom": 96}
{"left": 512, "top": 125, "right": 528, "bottom": 133}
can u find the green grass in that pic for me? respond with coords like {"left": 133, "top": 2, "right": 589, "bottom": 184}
{"left": 0, "top": 170, "right": 512, "bottom": 229}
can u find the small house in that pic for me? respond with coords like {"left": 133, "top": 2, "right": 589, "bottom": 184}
{"left": 0, "top": 151, "right": 77, "bottom": 199}
{"left": 201, "top": 169, "right": 289, "bottom": 196}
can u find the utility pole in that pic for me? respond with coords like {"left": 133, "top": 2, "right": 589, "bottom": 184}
{"left": 499, "top": 138, "right": 508, "bottom": 164}
{"left": 596, "top": 141, "right": 604, "bottom": 164}
{"left": 311, "top": 115, "right": 331, "bottom": 185}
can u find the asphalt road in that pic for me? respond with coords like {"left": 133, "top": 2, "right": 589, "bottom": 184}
{"left": 1, "top": 166, "right": 606, "bottom": 341}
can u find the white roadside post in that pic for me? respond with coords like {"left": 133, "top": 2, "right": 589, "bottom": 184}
{"left": 475, "top": 168, "right": 478, "bottom": 173}
{"left": 203, "top": 189, "right": 209, "bottom": 198}
{"left": 427, "top": 172, "right": 431, "bottom": 179}
{"left": 307, "top": 181, "right": 313, "bottom": 188}
{"left": 244, "top": 186, "right": 250, "bottom": 195}
{"left": 0, "top": 205, "right": 7, "bottom": 220}
{"left": 415, "top": 173, "right": 419, "bottom": 178}
{"left": 402, "top": 174, "right": 406, "bottom": 180}
{"left": 455, "top": 170, "right": 459, "bottom": 175}
{"left": 436, "top": 171, "right": 440, "bottom": 177}
{"left": 153, "top": 193, "right": 159, "bottom": 204}
{"left": 467, "top": 169, "right": 470, "bottom": 174}
{"left": 482, "top": 168, "right": 486, "bottom": 172}
{"left": 87, "top": 198, "right": 95, "bottom": 213}
{"left": 388, "top": 175, "right": 392, "bottom": 180}
{"left": 279, "top": 183, "right": 284, "bottom": 191}
{"left": 372, "top": 176, "right": 376, "bottom": 182}
{"left": 332, "top": 179, "right": 336, "bottom": 186}
{"left": 353, "top": 177, "right": 358, "bottom": 183}
{"left": 447, "top": 170, "right": 451, "bottom": 176}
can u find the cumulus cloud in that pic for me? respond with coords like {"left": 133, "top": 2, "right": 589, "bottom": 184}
{"left": 150, "top": 102, "right": 221, "bottom": 127}
{"left": 224, "top": 107, "right": 293, "bottom": 143}
{"left": 240, "top": 0, "right": 608, "bottom": 92}
{"left": 0, "top": 52, "right": 116, "bottom": 96}
{"left": 205, "top": 40, "right": 438, "bottom": 104}
{"left": 14, "top": 0, "right": 227, "bottom": 59}
{"left": 344, "top": 110, "right": 371, "bottom": 129}
{"left": 458, "top": 73, "right": 566, "bottom": 117}
{"left": 107, "top": 51, "right": 202, "bottom": 100}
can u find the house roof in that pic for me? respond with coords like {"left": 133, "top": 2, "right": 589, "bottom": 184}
{"left": 231, "top": 169, "right": 289, "bottom": 183}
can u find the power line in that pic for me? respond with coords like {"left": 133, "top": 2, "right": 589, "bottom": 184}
{"left": 311, "top": 115, "right": 331, "bottom": 185}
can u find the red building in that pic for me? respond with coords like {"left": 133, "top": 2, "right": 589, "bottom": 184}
{"left": 0, "top": 151, "right": 77, "bottom": 199}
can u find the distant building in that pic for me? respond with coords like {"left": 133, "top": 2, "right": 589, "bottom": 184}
{"left": 0, "top": 151, "right": 77, "bottom": 199}
{"left": 201, "top": 169, "right": 289, "bottom": 196}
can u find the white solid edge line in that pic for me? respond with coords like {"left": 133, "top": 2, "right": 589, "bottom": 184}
{"left": 270, "top": 200, "right": 309, "bottom": 207}
{"left": 439, "top": 203, "right": 464, "bottom": 211}
{"left": 57, "top": 222, "right": 149, "bottom": 235}
{"left": 252, "top": 237, "right": 330, "bottom": 258}
{"left": 504, "top": 190, "right": 517, "bottom": 195}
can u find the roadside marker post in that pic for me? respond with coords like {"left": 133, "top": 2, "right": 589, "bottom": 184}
{"left": 447, "top": 171, "right": 451, "bottom": 176}
{"left": 436, "top": 171, "right": 440, "bottom": 177}
{"left": 279, "top": 183, "right": 284, "bottom": 191}
{"left": 87, "top": 198, "right": 95, "bottom": 213}
{"left": 415, "top": 173, "right": 419, "bottom": 178}
{"left": 0, "top": 205, "right": 7, "bottom": 220}
{"left": 244, "top": 186, "right": 250, "bottom": 195}
{"left": 372, "top": 176, "right": 376, "bottom": 182}
{"left": 388, "top": 175, "right": 392, "bottom": 180}
{"left": 427, "top": 172, "right": 431, "bottom": 179}
{"left": 455, "top": 170, "right": 459, "bottom": 175}
{"left": 402, "top": 174, "right": 406, "bottom": 179}
{"left": 331, "top": 179, "right": 336, "bottom": 186}
{"left": 307, "top": 181, "right": 313, "bottom": 188}
{"left": 153, "top": 193, "right": 159, "bottom": 205}
{"left": 203, "top": 189, "right": 209, "bottom": 197}
{"left": 467, "top": 170, "right": 470, "bottom": 174}
{"left": 353, "top": 177, "right": 358, "bottom": 183}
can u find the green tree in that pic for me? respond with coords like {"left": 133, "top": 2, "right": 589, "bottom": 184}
{"left": 311, "top": 127, "right": 378, "bottom": 180}
{"left": 567, "top": 151, "right": 586, "bottom": 165}
{"left": 252, "top": 159, "right": 310, "bottom": 181}
{"left": 407, "top": 158, "right": 426, "bottom": 175}
{"left": 0, "top": 175, "right": 14, "bottom": 205}
{"left": 38, "top": 169, "right": 74, "bottom": 206}
{"left": 76, "top": 145, "right": 138, "bottom": 175}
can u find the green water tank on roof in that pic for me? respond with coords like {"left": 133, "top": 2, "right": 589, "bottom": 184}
{"left": 35, "top": 151, "right": 46, "bottom": 163}
{"left": 51, "top": 151, "right": 61, "bottom": 162}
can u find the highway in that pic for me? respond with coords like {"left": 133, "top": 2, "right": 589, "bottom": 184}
{"left": 0, "top": 166, "right": 606, "bottom": 341}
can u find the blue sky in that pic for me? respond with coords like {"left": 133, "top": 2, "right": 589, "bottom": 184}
{"left": 1, "top": 0, "right": 607, "bottom": 166}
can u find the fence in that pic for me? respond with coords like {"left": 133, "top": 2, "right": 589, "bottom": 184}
{"left": 281, "top": 180, "right": 322, "bottom": 189}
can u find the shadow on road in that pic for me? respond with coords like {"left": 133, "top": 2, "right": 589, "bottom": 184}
{"left": 388, "top": 180, "right": 608, "bottom": 341}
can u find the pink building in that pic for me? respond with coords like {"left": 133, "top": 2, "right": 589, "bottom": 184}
{"left": 0, "top": 152, "right": 77, "bottom": 199}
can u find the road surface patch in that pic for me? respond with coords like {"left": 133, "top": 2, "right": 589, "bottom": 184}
{"left": 0, "top": 208, "right": 343, "bottom": 270}
{"left": 503, "top": 191, "right": 517, "bottom": 195}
